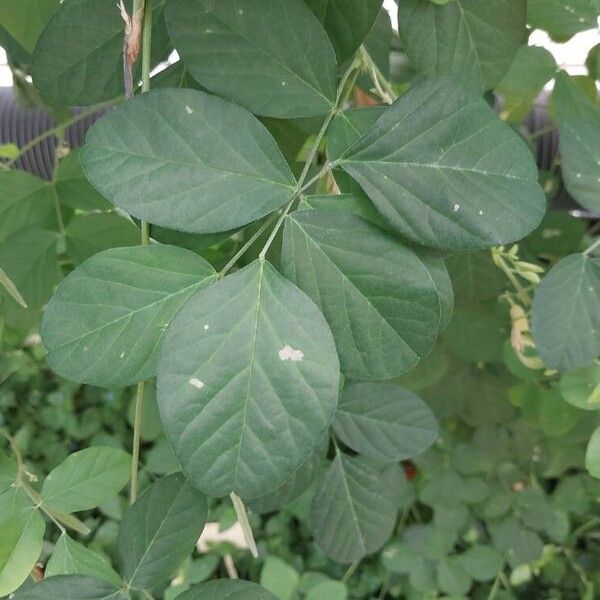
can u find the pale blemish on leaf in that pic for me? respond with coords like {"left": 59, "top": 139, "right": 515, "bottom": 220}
{"left": 278, "top": 345, "right": 304, "bottom": 362}
{"left": 185, "top": 106, "right": 193, "bottom": 114}
{"left": 204, "top": 324, "right": 210, "bottom": 330}
{"left": 452, "top": 204, "right": 460, "bottom": 212}
{"left": 189, "top": 378, "right": 204, "bottom": 389}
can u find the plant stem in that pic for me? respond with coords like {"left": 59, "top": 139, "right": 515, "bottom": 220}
{"left": 141, "top": 0, "right": 152, "bottom": 94}
{"left": 258, "top": 60, "right": 360, "bottom": 260}
{"left": 566, "top": 516, "right": 600, "bottom": 547}
{"left": 130, "top": 380, "right": 145, "bottom": 504}
{"left": 360, "top": 45, "right": 396, "bottom": 104}
{"left": 342, "top": 560, "right": 360, "bottom": 583}
{"left": 583, "top": 237, "right": 600, "bottom": 256}
{"left": 230, "top": 492, "right": 258, "bottom": 558}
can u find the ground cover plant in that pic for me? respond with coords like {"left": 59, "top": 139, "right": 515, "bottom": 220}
{"left": 1, "top": 0, "right": 600, "bottom": 598}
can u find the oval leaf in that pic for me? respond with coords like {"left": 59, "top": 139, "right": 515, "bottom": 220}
{"left": 41, "top": 447, "right": 131, "bottom": 513}
{"left": 310, "top": 454, "right": 399, "bottom": 563}
{"left": 42, "top": 245, "right": 216, "bottom": 388}
{"left": 179, "top": 580, "right": 278, "bottom": 600}
{"left": 165, "top": 0, "right": 337, "bottom": 118}
{"left": 282, "top": 209, "right": 440, "bottom": 380}
{"left": 333, "top": 383, "right": 438, "bottom": 462}
{"left": 81, "top": 88, "right": 297, "bottom": 233}
{"left": 157, "top": 259, "right": 340, "bottom": 498}
{"left": 13, "top": 575, "right": 127, "bottom": 600}
{"left": 118, "top": 473, "right": 208, "bottom": 589}
{"left": 532, "top": 254, "right": 600, "bottom": 372}
{"left": 337, "top": 78, "right": 546, "bottom": 250}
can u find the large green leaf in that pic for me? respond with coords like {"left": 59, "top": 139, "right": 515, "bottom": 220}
{"left": 179, "top": 580, "right": 278, "bottom": 600}
{"left": 559, "top": 364, "right": 600, "bottom": 410}
{"left": 13, "top": 576, "right": 128, "bottom": 600}
{"left": 527, "top": 0, "right": 599, "bottom": 42}
{"left": 398, "top": 0, "right": 526, "bottom": 91}
{"left": 0, "top": 506, "right": 45, "bottom": 597}
{"left": 41, "top": 447, "right": 131, "bottom": 513}
{"left": 586, "top": 426, "right": 600, "bottom": 478}
{"left": 282, "top": 209, "right": 440, "bottom": 379}
{"left": 45, "top": 534, "right": 122, "bottom": 586}
{"left": 42, "top": 245, "right": 216, "bottom": 388}
{"left": 157, "top": 259, "right": 340, "bottom": 498}
{"left": 118, "top": 473, "right": 208, "bottom": 589}
{"left": 81, "top": 88, "right": 296, "bottom": 233}
{"left": 0, "top": 171, "right": 57, "bottom": 243}
{"left": 0, "top": 229, "right": 60, "bottom": 309}
{"left": 552, "top": 72, "right": 600, "bottom": 212}
{"left": 0, "top": 0, "right": 59, "bottom": 54}
{"left": 336, "top": 78, "right": 546, "bottom": 250}
{"left": 310, "top": 454, "right": 399, "bottom": 563}
{"left": 32, "top": 0, "right": 170, "bottom": 106}
{"left": 532, "top": 254, "right": 600, "bottom": 372}
{"left": 165, "top": 0, "right": 337, "bottom": 118}
{"left": 65, "top": 213, "right": 140, "bottom": 266}
{"left": 305, "top": 0, "right": 383, "bottom": 62}
{"left": 333, "top": 383, "right": 438, "bottom": 462}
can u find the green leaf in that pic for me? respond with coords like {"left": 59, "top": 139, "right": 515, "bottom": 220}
{"left": 0, "top": 506, "right": 45, "bottom": 597}
{"left": 13, "top": 575, "right": 128, "bottom": 600}
{"left": 560, "top": 363, "right": 600, "bottom": 410}
{"left": 334, "top": 383, "right": 437, "bottom": 462}
{"left": 54, "top": 150, "right": 112, "bottom": 212}
{"left": 65, "top": 213, "right": 140, "bottom": 266}
{"left": 165, "top": 0, "right": 337, "bottom": 118}
{"left": 0, "top": 0, "right": 59, "bottom": 54}
{"left": 118, "top": 473, "right": 208, "bottom": 589}
{"left": 447, "top": 251, "right": 506, "bottom": 305}
{"left": 260, "top": 556, "right": 299, "bottom": 600}
{"left": 45, "top": 533, "right": 122, "bottom": 586}
{"left": 552, "top": 72, "right": 600, "bottom": 212}
{"left": 81, "top": 88, "right": 297, "bottom": 233}
{"left": 0, "top": 229, "right": 60, "bottom": 309}
{"left": 32, "top": 0, "right": 171, "bottom": 106}
{"left": 489, "top": 517, "right": 543, "bottom": 567}
{"left": 532, "top": 254, "right": 600, "bottom": 372}
{"left": 0, "top": 266, "right": 28, "bottom": 309}
{"left": 310, "top": 454, "right": 399, "bottom": 563}
{"left": 42, "top": 245, "right": 216, "bottom": 388}
{"left": 282, "top": 209, "right": 441, "bottom": 379}
{"left": 178, "top": 580, "right": 278, "bottom": 600}
{"left": 305, "top": 0, "right": 383, "bottom": 62}
{"left": 586, "top": 427, "right": 600, "bottom": 478}
{"left": 0, "top": 450, "right": 17, "bottom": 493}
{"left": 458, "top": 545, "right": 504, "bottom": 582}
{"left": 337, "top": 78, "right": 546, "bottom": 250}
{"left": 0, "top": 171, "right": 57, "bottom": 243}
{"left": 0, "top": 143, "right": 20, "bottom": 160}
{"left": 157, "top": 259, "right": 340, "bottom": 498}
{"left": 398, "top": 0, "right": 526, "bottom": 91}
{"left": 305, "top": 581, "right": 347, "bottom": 600}
{"left": 527, "top": 0, "right": 599, "bottom": 41}
{"left": 497, "top": 46, "right": 557, "bottom": 122}
{"left": 436, "top": 557, "right": 472, "bottom": 596}
{"left": 41, "top": 447, "right": 131, "bottom": 513}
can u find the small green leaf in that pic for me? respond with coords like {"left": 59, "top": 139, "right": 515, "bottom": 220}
{"left": 42, "top": 245, "right": 216, "bottom": 388}
{"left": 13, "top": 575, "right": 128, "bottom": 600}
{"left": 305, "top": 0, "right": 382, "bottom": 62}
{"left": 560, "top": 363, "right": 600, "bottom": 410}
{"left": 337, "top": 78, "right": 546, "bottom": 250}
{"left": 398, "top": 0, "right": 526, "bottom": 91}
{"left": 527, "top": 0, "right": 598, "bottom": 41}
{"left": 118, "top": 473, "right": 208, "bottom": 589}
{"left": 585, "top": 426, "right": 600, "bottom": 478}
{"left": 178, "top": 580, "right": 278, "bottom": 600}
{"left": 41, "top": 447, "right": 131, "bottom": 513}
{"left": 532, "top": 254, "right": 600, "bottom": 372}
{"left": 334, "top": 383, "right": 437, "bottom": 462}
{"left": 45, "top": 533, "right": 121, "bottom": 586}
{"left": 165, "top": 0, "right": 337, "bottom": 118}
{"left": 81, "top": 89, "right": 297, "bottom": 233}
{"left": 260, "top": 556, "right": 299, "bottom": 600}
{"left": 282, "top": 209, "right": 441, "bottom": 379}
{"left": 0, "top": 266, "right": 27, "bottom": 308}
{"left": 0, "top": 506, "right": 45, "bottom": 597}
{"left": 0, "top": 143, "right": 20, "bottom": 160}
{"left": 436, "top": 557, "right": 472, "bottom": 596}
{"left": 458, "top": 545, "right": 504, "bottom": 582}
{"left": 305, "top": 581, "right": 347, "bottom": 600}
{"left": 489, "top": 517, "right": 543, "bottom": 567}
{"left": 65, "top": 213, "right": 140, "bottom": 265}
{"left": 310, "top": 454, "right": 399, "bottom": 563}
{"left": 552, "top": 72, "right": 600, "bottom": 212}
{"left": 157, "top": 260, "right": 340, "bottom": 498}
{"left": 0, "top": 450, "right": 17, "bottom": 492}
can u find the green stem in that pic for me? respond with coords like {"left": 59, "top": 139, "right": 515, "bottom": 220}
{"left": 141, "top": 0, "right": 152, "bottom": 94}
{"left": 230, "top": 492, "right": 258, "bottom": 558}
{"left": 342, "top": 560, "right": 360, "bottom": 583}
{"left": 583, "top": 237, "right": 600, "bottom": 257}
{"left": 360, "top": 45, "right": 396, "bottom": 104}
{"left": 130, "top": 381, "right": 145, "bottom": 504}
{"left": 258, "top": 60, "right": 360, "bottom": 260}
{"left": 566, "top": 516, "right": 600, "bottom": 547}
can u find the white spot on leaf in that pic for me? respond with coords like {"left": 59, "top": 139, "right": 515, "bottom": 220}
{"left": 189, "top": 378, "right": 205, "bottom": 389}
{"left": 120, "top": 351, "right": 125, "bottom": 359}
{"left": 452, "top": 204, "right": 460, "bottom": 212}
{"left": 204, "top": 324, "right": 210, "bottom": 330}
{"left": 278, "top": 345, "right": 304, "bottom": 362}
{"left": 185, "top": 106, "right": 193, "bottom": 114}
